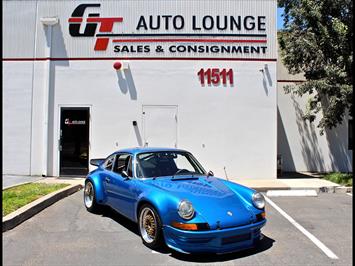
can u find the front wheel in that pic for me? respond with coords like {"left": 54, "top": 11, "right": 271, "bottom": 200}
{"left": 84, "top": 181, "right": 101, "bottom": 213}
{"left": 138, "top": 204, "right": 164, "bottom": 249}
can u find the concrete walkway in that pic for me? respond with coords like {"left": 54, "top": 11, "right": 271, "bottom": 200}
{"left": 2, "top": 175, "right": 46, "bottom": 189}
{"left": 35, "top": 177, "right": 85, "bottom": 186}
{"left": 2, "top": 175, "right": 85, "bottom": 189}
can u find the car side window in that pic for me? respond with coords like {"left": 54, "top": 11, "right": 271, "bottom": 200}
{"left": 113, "top": 153, "right": 130, "bottom": 175}
{"left": 136, "top": 162, "right": 143, "bottom": 178}
{"left": 126, "top": 156, "right": 133, "bottom": 177}
{"left": 104, "top": 155, "right": 115, "bottom": 171}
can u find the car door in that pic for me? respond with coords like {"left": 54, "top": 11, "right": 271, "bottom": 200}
{"left": 108, "top": 153, "right": 137, "bottom": 219}
{"left": 101, "top": 154, "right": 116, "bottom": 205}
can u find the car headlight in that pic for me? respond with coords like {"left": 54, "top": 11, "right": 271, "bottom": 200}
{"left": 252, "top": 192, "right": 265, "bottom": 209}
{"left": 178, "top": 200, "right": 194, "bottom": 220}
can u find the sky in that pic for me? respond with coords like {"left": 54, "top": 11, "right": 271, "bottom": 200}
{"left": 277, "top": 7, "right": 285, "bottom": 30}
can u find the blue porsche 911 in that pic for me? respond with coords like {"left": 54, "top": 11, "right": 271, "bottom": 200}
{"left": 84, "top": 147, "right": 266, "bottom": 254}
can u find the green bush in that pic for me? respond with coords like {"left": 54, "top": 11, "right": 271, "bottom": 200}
{"left": 323, "top": 173, "right": 353, "bottom": 187}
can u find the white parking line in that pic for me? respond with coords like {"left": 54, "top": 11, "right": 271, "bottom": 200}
{"left": 346, "top": 193, "right": 352, "bottom": 196}
{"left": 264, "top": 196, "right": 339, "bottom": 260}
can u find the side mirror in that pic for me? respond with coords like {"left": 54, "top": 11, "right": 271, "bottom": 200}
{"left": 90, "top": 158, "right": 105, "bottom": 167}
{"left": 207, "top": 170, "right": 214, "bottom": 177}
{"left": 122, "top": 170, "right": 130, "bottom": 179}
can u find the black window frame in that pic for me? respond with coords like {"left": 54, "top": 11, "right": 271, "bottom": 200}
{"left": 113, "top": 153, "right": 133, "bottom": 177}
{"left": 103, "top": 155, "right": 115, "bottom": 171}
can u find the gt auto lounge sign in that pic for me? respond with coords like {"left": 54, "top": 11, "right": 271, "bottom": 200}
{"left": 68, "top": 3, "right": 270, "bottom": 58}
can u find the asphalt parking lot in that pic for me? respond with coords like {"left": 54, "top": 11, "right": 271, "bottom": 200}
{"left": 3, "top": 191, "right": 352, "bottom": 266}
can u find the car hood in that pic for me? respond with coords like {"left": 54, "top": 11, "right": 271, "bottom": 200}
{"left": 144, "top": 176, "right": 254, "bottom": 229}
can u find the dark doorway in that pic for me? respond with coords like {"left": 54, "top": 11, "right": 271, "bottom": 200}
{"left": 60, "top": 108, "right": 90, "bottom": 176}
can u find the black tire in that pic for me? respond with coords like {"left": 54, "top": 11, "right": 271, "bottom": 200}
{"left": 84, "top": 180, "right": 100, "bottom": 213}
{"left": 138, "top": 204, "right": 164, "bottom": 250}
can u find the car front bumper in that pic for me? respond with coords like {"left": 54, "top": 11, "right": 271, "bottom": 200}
{"left": 163, "top": 219, "right": 266, "bottom": 254}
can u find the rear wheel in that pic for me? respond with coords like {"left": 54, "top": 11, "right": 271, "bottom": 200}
{"left": 138, "top": 204, "right": 164, "bottom": 249}
{"left": 84, "top": 181, "right": 100, "bottom": 213}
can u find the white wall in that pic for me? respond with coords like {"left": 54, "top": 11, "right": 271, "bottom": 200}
{"left": 277, "top": 56, "right": 353, "bottom": 173}
{"left": 2, "top": 1, "right": 38, "bottom": 175}
{"left": 3, "top": 0, "right": 278, "bottom": 179}
{"left": 3, "top": 63, "right": 33, "bottom": 175}
{"left": 51, "top": 60, "right": 277, "bottom": 179}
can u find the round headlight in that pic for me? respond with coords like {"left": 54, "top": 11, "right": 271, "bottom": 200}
{"left": 252, "top": 192, "right": 265, "bottom": 209}
{"left": 178, "top": 200, "right": 194, "bottom": 220}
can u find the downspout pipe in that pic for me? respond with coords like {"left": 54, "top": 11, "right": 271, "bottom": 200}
{"left": 40, "top": 17, "right": 58, "bottom": 176}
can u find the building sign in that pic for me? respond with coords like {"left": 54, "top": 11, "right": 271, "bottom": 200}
{"left": 65, "top": 118, "right": 86, "bottom": 125}
{"left": 66, "top": 2, "right": 276, "bottom": 59}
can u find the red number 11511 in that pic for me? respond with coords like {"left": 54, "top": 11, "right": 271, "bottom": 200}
{"left": 197, "top": 68, "right": 234, "bottom": 86}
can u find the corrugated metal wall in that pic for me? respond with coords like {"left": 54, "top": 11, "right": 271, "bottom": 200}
{"left": 3, "top": 1, "right": 38, "bottom": 174}
{"left": 4, "top": 0, "right": 277, "bottom": 59}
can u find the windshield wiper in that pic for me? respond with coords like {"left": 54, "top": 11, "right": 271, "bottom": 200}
{"left": 171, "top": 176, "right": 199, "bottom": 181}
{"left": 171, "top": 170, "right": 200, "bottom": 180}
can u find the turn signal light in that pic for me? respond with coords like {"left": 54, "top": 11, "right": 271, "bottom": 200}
{"left": 171, "top": 221, "right": 210, "bottom": 231}
{"left": 171, "top": 222, "right": 198, "bottom": 231}
{"left": 255, "top": 212, "right": 266, "bottom": 222}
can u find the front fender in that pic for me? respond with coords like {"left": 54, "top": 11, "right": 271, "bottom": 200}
{"left": 221, "top": 179, "right": 265, "bottom": 215}
{"left": 220, "top": 179, "right": 255, "bottom": 204}
{"left": 135, "top": 190, "right": 179, "bottom": 224}
{"left": 134, "top": 183, "right": 208, "bottom": 226}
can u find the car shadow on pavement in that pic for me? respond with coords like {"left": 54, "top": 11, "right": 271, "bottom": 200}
{"left": 99, "top": 206, "right": 172, "bottom": 254}
{"left": 169, "top": 235, "right": 275, "bottom": 262}
{"left": 100, "top": 206, "right": 140, "bottom": 236}
{"left": 99, "top": 206, "right": 275, "bottom": 260}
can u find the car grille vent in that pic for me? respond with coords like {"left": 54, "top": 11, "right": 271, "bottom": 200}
{"left": 221, "top": 233, "right": 251, "bottom": 245}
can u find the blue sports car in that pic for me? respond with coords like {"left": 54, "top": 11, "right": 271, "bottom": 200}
{"left": 84, "top": 147, "right": 266, "bottom": 254}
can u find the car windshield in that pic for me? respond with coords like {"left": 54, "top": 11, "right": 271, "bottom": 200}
{"left": 136, "top": 151, "right": 206, "bottom": 178}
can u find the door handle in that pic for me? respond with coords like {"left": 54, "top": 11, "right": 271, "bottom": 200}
{"left": 105, "top": 177, "right": 110, "bottom": 183}
{"left": 58, "top": 139, "right": 62, "bottom": 151}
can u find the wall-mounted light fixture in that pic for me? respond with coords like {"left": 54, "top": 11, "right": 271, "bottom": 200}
{"left": 113, "top": 61, "right": 129, "bottom": 71}
{"left": 40, "top": 17, "right": 59, "bottom": 26}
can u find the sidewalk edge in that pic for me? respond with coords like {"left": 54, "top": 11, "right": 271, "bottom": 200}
{"left": 2, "top": 184, "right": 83, "bottom": 232}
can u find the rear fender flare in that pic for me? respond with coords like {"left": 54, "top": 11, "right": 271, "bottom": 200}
{"left": 86, "top": 174, "right": 107, "bottom": 204}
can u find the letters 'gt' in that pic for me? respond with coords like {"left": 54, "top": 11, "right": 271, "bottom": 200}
{"left": 84, "top": 148, "right": 266, "bottom": 254}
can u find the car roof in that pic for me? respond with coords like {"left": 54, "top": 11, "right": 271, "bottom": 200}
{"left": 114, "top": 147, "right": 189, "bottom": 156}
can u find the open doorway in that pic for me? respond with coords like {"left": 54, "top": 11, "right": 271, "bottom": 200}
{"left": 59, "top": 107, "right": 90, "bottom": 176}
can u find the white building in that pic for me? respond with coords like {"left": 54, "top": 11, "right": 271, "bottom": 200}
{"left": 3, "top": 0, "right": 351, "bottom": 179}
{"left": 277, "top": 53, "right": 353, "bottom": 173}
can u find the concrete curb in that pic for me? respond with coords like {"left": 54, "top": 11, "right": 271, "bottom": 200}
{"left": 266, "top": 189, "right": 318, "bottom": 197}
{"left": 335, "top": 186, "right": 352, "bottom": 194}
{"left": 253, "top": 187, "right": 290, "bottom": 192}
{"left": 3, "top": 184, "right": 83, "bottom": 232}
{"left": 253, "top": 186, "right": 341, "bottom": 193}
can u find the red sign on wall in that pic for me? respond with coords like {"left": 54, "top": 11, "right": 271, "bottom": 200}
{"left": 197, "top": 68, "right": 234, "bottom": 86}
